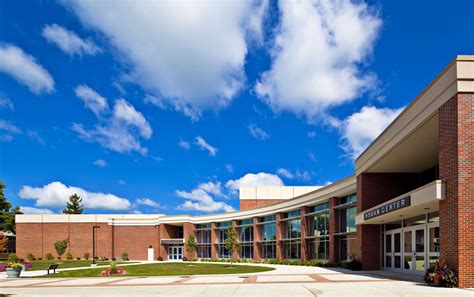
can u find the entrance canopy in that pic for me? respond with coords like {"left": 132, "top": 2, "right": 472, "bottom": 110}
{"left": 356, "top": 180, "right": 444, "bottom": 225}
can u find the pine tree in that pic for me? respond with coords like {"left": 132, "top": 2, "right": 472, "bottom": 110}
{"left": 63, "top": 194, "right": 84, "bottom": 214}
{"left": 0, "top": 180, "right": 22, "bottom": 233}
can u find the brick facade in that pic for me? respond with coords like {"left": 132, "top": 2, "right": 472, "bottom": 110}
{"left": 240, "top": 199, "right": 284, "bottom": 211}
{"left": 328, "top": 197, "right": 340, "bottom": 262}
{"left": 439, "top": 93, "right": 474, "bottom": 288}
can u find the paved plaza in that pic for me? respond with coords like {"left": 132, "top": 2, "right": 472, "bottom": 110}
{"left": 1, "top": 264, "right": 473, "bottom": 296}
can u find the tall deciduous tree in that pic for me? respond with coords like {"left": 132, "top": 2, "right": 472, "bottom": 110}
{"left": 0, "top": 180, "right": 22, "bottom": 234}
{"left": 63, "top": 193, "right": 84, "bottom": 214}
{"left": 0, "top": 234, "right": 8, "bottom": 251}
{"left": 224, "top": 227, "right": 240, "bottom": 266}
{"left": 185, "top": 234, "right": 197, "bottom": 259}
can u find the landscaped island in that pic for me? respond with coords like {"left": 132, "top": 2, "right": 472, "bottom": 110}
{"left": 36, "top": 262, "right": 274, "bottom": 277}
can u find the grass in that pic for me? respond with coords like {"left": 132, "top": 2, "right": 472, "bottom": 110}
{"left": 36, "top": 262, "right": 274, "bottom": 277}
{"left": 26, "top": 260, "right": 133, "bottom": 271}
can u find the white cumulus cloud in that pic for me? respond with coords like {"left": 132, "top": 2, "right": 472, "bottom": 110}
{"left": 20, "top": 206, "right": 54, "bottom": 214}
{"left": 42, "top": 24, "right": 101, "bottom": 56}
{"left": 93, "top": 159, "right": 107, "bottom": 167}
{"left": 72, "top": 97, "right": 152, "bottom": 155}
{"left": 135, "top": 198, "right": 161, "bottom": 209}
{"left": 0, "top": 43, "right": 54, "bottom": 94}
{"left": 65, "top": 0, "right": 268, "bottom": 119}
{"left": 178, "top": 139, "right": 191, "bottom": 150}
{"left": 248, "top": 123, "right": 270, "bottom": 140}
{"left": 74, "top": 85, "right": 108, "bottom": 116}
{"left": 194, "top": 136, "right": 217, "bottom": 156}
{"left": 341, "top": 105, "right": 403, "bottom": 159}
{"left": 0, "top": 94, "right": 14, "bottom": 110}
{"left": 18, "top": 181, "right": 131, "bottom": 211}
{"left": 226, "top": 172, "right": 284, "bottom": 194}
{"left": 177, "top": 181, "right": 234, "bottom": 213}
{"left": 256, "top": 0, "right": 381, "bottom": 120}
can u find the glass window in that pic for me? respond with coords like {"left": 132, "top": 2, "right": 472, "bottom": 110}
{"left": 239, "top": 243, "right": 253, "bottom": 259}
{"left": 196, "top": 245, "right": 211, "bottom": 258}
{"left": 308, "top": 212, "right": 329, "bottom": 237}
{"left": 429, "top": 226, "right": 440, "bottom": 253}
{"left": 428, "top": 211, "right": 439, "bottom": 223}
{"left": 260, "top": 215, "right": 276, "bottom": 223}
{"left": 196, "top": 224, "right": 211, "bottom": 230}
{"left": 283, "top": 219, "right": 301, "bottom": 239}
{"left": 218, "top": 245, "right": 230, "bottom": 258}
{"left": 238, "top": 225, "right": 253, "bottom": 243}
{"left": 260, "top": 223, "right": 276, "bottom": 241}
{"left": 309, "top": 203, "right": 329, "bottom": 213}
{"left": 196, "top": 229, "right": 210, "bottom": 244}
{"left": 238, "top": 219, "right": 253, "bottom": 226}
{"left": 339, "top": 234, "right": 357, "bottom": 261}
{"left": 307, "top": 238, "right": 329, "bottom": 262}
{"left": 339, "top": 206, "right": 356, "bottom": 233}
{"left": 340, "top": 194, "right": 357, "bottom": 205}
{"left": 260, "top": 242, "right": 276, "bottom": 259}
{"left": 284, "top": 210, "right": 300, "bottom": 219}
{"left": 403, "top": 214, "right": 426, "bottom": 227}
{"left": 283, "top": 240, "right": 301, "bottom": 259}
{"left": 217, "top": 221, "right": 232, "bottom": 228}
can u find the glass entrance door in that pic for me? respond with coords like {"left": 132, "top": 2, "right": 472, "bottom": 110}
{"left": 384, "top": 230, "right": 402, "bottom": 272}
{"left": 168, "top": 246, "right": 183, "bottom": 260}
{"left": 402, "top": 225, "right": 426, "bottom": 274}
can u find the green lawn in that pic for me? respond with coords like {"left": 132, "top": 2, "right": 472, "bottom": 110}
{"left": 27, "top": 260, "right": 132, "bottom": 271}
{"left": 36, "top": 262, "right": 274, "bottom": 277}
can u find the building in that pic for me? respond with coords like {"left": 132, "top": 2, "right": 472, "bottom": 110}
{"left": 15, "top": 56, "right": 474, "bottom": 288}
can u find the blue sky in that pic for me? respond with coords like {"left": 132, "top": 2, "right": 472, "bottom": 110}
{"left": 0, "top": 0, "right": 472, "bottom": 215}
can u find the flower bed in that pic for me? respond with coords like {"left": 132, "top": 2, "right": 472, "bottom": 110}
{"left": 424, "top": 259, "right": 458, "bottom": 288}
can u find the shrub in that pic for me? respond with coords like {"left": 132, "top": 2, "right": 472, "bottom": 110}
{"left": 66, "top": 252, "right": 73, "bottom": 260}
{"left": 54, "top": 238, "right": 69, "bottom": 257}
{"left": 157, "top": 256, "right": 163, "bottom": 261}
{"left": 57, "top": 257, "right": 62, "bottom": 260}
{"left": 347, "top": 260, "right": 362, "bottom": 271}
{"left": 84, "top": 252, "right": 90, "bottom": 260}
{"left": 45, "top": 253, "right": 53, "bottom": 260}
{"left": 8, "top": 253, "right": 18, "bottom": 263}
{"left": 424, "top": 259, "right": 458, "bottom": 288}
{"left": 8, "top": 263, "right": 23, "bottom": 269}
{"left": 182, "top": 256, "right": 188, "bottom": 261}
{"left": 26, "top": 253, "right": 35, "bottom": 261}
{"left": 121, "top": 252, "right": 128, "bottom": 261}
{"left": 112, "top": 258, "right": 116, "bottom": 261}
{"left": 37, "top": 257, "right": 42, "bottom": 261}
{"left": 76, "top": 257, "right": 81, "bottom": 260}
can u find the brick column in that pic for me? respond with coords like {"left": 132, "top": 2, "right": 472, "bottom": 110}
{"left": 183, "top": 223, "right": 196, "bottom": 259}
{"left": 276, "top": 213, "right": 283, "bottom": 260}
{"left": 300, "top": 207, "right": 308, "bottom": 262}
{"left": 253, "top": 217, "right": 261, "bottom": 260}
{"left": 329, "top": 197, "right": 340, "bottom": 263}
{"left": 158, "top": 224, "right": 169, "bottom": 260}
{"left": 232, "top": 220, "right": 239, "bottom": 260}
{"left": 210, "top": 223, "right": 218, "bottom": 259}
{"left": 439, "top": 93, "right": 474, "bottom": 288}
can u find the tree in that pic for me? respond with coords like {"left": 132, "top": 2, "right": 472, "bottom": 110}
{"left": 0, "top": 234, "right": 8, "bottom": 251}
{"left": 54, "top": 238, "right": 69, "bottom": 258}
{"left": 63, "top": 193, "right": 84, "bottom": 214}
{"left": 224, "top": 227, "right": 240, "bottom": 266}
{"left": 0, "top": 180, "right": 22, "bottom": 234}
{"left": 185, "top": 234, "right": 197, "bottom": 259}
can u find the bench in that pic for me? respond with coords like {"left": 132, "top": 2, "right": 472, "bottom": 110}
{"left": 47, "top": 264, "right": 59, "bottom": 275}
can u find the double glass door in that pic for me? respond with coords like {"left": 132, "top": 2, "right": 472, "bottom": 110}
{"left": 384, "top": 222, "right": 439, "bottom": 274}
{"left": 168, "top": 246, "right": 183, "bottom": 260}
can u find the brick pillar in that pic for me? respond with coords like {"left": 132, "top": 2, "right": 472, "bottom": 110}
{"left": 276, "top": 213, "right": 283, "bottom": 260}
{"left": 439, "top": 93, "right": 474, "bottom": 288}
{"left": 210, "top": 223, "right": 218, "bottom": 259}
{"left": 158, "top": 224, "right": 169, "bottom": 260}
{"left": 300, "top": 207, "right": 308, "bottom": 262}
{"left": 329, "top": 197, "right": 340, "bottom": 262}
{"left": 253, "top": 217, "right": 261, "bottom": 260}
{"left": 232, "top": 221, "right": 239, "bottom": 260}
{"left": 183, "top": 223, "right": 196, "bottom": 259}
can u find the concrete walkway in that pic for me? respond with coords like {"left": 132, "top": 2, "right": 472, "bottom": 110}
{"left": 0, "top": 263, "right": 472, "bottom": 296}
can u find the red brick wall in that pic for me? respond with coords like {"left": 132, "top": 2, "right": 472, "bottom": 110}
{"left": 183, "top": 223, "right": 195, "bottom": 259}
{"left": 275, "top": 213, "right": 283, "bottom": 260}
{"left": 114, "top": 226, "right": 158, "bottom": 260}
{"left": 439, "top": 93, "right": 474, "bottom": 288}
{"left": 356, "top": 173, "right": 422, "bottom": 270}
{"left": 300, "top": 207, "right": 308, "bottom": 262}
{"left": 16, "top": 223, "right": 42, "bottom": 259}
{"left": 210, "top": 223, "right": 218, "bottom": 259}
{"left": 329, "top": 197, "right": 340, "bottom": 262}
{"left": 240, "top": 199, "right": 284, "bottom": 210}
{"left": 253, "top": 217, "right": 261, "bottom": 260}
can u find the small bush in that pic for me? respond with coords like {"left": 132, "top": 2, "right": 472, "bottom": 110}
{"left": 66, "top": 252, "right": 73, "bottom": 260}
{"left": 26, "top": 253, "right": 35, "bottom": 261}
{"left": 121, "top": 252, "right": 128, "bottom": 261}
{"left": 157, "top": 256, "right": 163, "bottom": 261}
{"left": 57, "top": 257, "right": 62, "bottom": 260}
{"left": 8, "top": 253, "right": 18, "bottom": 263}
{"left": 45, "top": 253, "right": 53, "bottom": 260}
{"left": 37, "top": 257, "right": 42, "bottom": 261}
{"left": 84, "top": 252, "right": 90, "bottom": 260}
{"left": 76, "top": 257, "right": 81, "bottom": 260}
{"left": 347, "top": 260, "right": 362, "bottom": 271}
{"left": 424, "top": 259, "right": 458, "bottom": 288}
{"left": 112, "top": 258, "right": 116, "bottom": 261}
